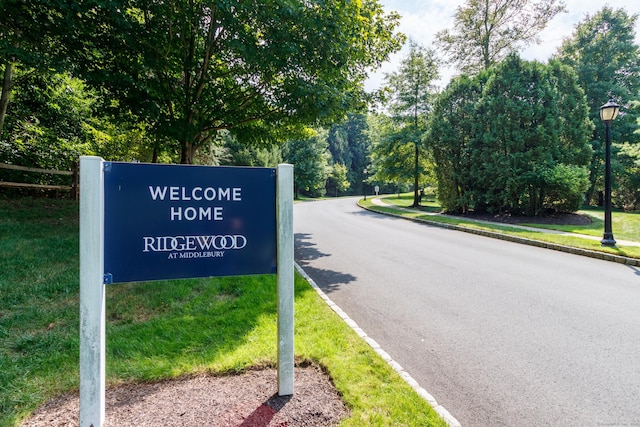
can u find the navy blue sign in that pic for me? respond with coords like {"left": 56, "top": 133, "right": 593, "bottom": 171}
{"left": 103, "top": 162, "right": 276, "bottom": 284}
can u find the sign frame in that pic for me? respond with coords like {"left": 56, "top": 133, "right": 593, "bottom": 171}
{"left": 79, "top": 156, "right": 294, "bottom": 427}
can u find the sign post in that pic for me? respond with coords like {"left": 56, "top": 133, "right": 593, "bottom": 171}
{"left": 277, "top": 164, "right": 294, "bottom": 396}
{"left": 79, "top": 157, "right": 294, "bottom": 426}
{"left": 79, "top": 156, "right": 106, "bottom": 427}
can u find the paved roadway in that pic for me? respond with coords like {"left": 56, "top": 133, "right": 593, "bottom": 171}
{"left": 294, "top": 197, "right": 640, "bottom": 427}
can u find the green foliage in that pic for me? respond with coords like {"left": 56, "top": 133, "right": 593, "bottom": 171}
{"left": 326, "top": 113, "right": 372, "bottom": 193}
{"left": 65, "top": 0, "right": 403, "bottom": 163}
{"left": 370, "top": 114, "right": 430, "bottom": 186}
{"left": 614, "top": 142, "right": 640, "bottom": 210}
{"left": 430, "top": 54, "right": 592, "bottom": 215}
{"left": 0, "top": 71, "right": 95, "bottom": 178}
{"left": 1, "top": 0, "right": 80, "bottom": 139}
{"left": 555, "top": 7, "right": 640, "bottom": 204}
{"left": 211, "top": 130, "right": 282, "bottom": 167}
{"left": 85, "top": 121, "right": 175, "bottom": 164}
{"left": 436, "top": 0, "right": 566, "bottom": 74}
{"left": 372, "top": 41, "right": 439, "bottom": 206}
{"left": 283, "top": 129, "right": 330, "bottom": 198}
{"left": 429, "top": 74, "right": 483, "bottom": 213}
{"left": 1, "top": 198, "right": 447, "bottom": 427}
{"left": 537, "top": 164, "right": 590, "bottom": 212}
{"left": 326, "top": 163, "right": 350, "bottom": 197}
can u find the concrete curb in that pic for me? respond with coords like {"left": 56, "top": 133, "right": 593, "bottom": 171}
{"left": 295, "top": 262, "right": 462, "bottom": 427}
{"left": 360, "top": 202, "right": 640, "bottom": 267}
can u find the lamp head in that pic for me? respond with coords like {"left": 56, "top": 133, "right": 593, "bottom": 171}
{"left": 600, "top": 99, "right": 620, "bottom": 122}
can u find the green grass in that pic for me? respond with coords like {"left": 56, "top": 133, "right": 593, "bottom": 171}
{"left": 0, "top": 197, "right": 447, "bottom": 427}
{"left": 362, "top": 194, "right": 640, "bottom": 259}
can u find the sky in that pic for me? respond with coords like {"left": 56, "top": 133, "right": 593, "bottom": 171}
{"left": 365, "top": 0, "right": 640, "bottom": 92}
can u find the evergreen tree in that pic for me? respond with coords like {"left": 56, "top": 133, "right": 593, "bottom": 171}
{"left": 430, "top": 55, "right": 592, "bottom": 215}
{"left": 555, "top": 7, "right": 640, "bottom": 204}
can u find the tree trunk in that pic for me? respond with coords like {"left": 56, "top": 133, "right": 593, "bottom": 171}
{"left": 412, "top": 141, "right": 420, "bottom": 207}
{"left": 180, "top": 141, "right": 196, "bottom": 164}
{"left": 0, "top": 62, "right": 14, "bottom": 138}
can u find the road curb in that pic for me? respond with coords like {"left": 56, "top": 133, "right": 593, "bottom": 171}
{"left": 360, "top": 203, "right": 640, "bottom": 267}
{"left": 295, "top": 262, "right": 462, "bottom": 427}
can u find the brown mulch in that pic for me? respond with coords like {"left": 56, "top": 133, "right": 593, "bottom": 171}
{"left": 448, "top": 211, "right": 592, "bottom": 226}
{"left": 21, "top": 364, "right": 349, "bottom": 427}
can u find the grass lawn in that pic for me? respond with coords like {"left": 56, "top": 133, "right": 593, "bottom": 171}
{"left": 0, "top": 197, "right": 447, "bottom": 427}
{"left": 364, "top": 193, "right": 640, "bottom": 259}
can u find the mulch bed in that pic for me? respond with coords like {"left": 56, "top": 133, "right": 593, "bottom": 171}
{"left": 21, "top": 364, "right": 349, "bottom": 426}
{"left": 448, "top": 211, "right": 592, "bottom": 226}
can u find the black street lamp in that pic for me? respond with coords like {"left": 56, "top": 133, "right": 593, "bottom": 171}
{"left": 599, "top": 99, "right": 620, "bottom": 246}
{"left": 363, "top": 168, "right": 368, "bottom": 200}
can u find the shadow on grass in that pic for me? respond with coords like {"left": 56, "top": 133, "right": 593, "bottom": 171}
{"left": 105, "top": 274, "right": 282, "bottom": 378}
{"left": 0, "top": 198, "right": 298, "bottom": 425}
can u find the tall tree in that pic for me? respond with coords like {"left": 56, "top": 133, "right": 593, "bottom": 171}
{"left": 555, "top": 7, "right": 640, "bottom": 205}
{"left": 379, "top": 40, "right": 439, "bottom": 207}
{"left": 429, "top": 74, "right": 484, "bottom": 213}
{"left": 327, "top": 113, "right": 371, "bottom": 193}
{"left": 68, "top": 0, "right": 403, "bottom": 164}
{"left": 369, "top": 113, "right": 431, "bottom": 196}
{"left": 436, "top": 0, "right": 566, "bottom": 74}
{"left": 283, "top": 130, "right": 330, "bottom": 199}
{"left": 431, "top": 55, "right": 592, "bottom": 215}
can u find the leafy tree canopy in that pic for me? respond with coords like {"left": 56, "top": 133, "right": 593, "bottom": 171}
{"left": 430, "top": 54, "right": 592, "bottom": 215}
{"left": 436, "top": 0, "right": 566, "bottom": 74}
{"left": 555, "top": 6, "right": 640, "bottom": 204}
{"left": 326, "top": 113, "right": 371, "bottom": 192}
{"left": 283, "top": 129, "right": 330, "bottom": 198}
{"left": 64, "top": 0, "right": 404, "bottom": 163}
{"left": 375, "top": 41, "right": 439, "bottom": 206}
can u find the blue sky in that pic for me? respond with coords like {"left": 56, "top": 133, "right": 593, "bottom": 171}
{"left": 365, "top": 0, "right": 640, "bottom": 91}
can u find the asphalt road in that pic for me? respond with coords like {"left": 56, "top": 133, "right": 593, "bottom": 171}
{"left": 294, "top": 197, "right": 640, "bottom": 427}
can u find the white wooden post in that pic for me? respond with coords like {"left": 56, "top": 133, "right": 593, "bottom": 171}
{"left": 277, "top": 164, "right": 294, "bottom": 396}
{"left": 79, "top": 156, "right": 106, "bottom": 427}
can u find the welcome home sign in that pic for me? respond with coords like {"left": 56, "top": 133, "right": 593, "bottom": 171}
{"left": 79, "top": 157, "right": 294, "bottom": 427}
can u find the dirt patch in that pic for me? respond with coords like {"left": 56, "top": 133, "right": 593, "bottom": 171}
{"left": 21, "top": 364, "right": 349, "bottom": 426}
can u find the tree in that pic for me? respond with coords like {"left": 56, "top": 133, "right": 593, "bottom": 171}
{"left": 0, "top": 0, "right": 70, "bottom": 138}
{"left": 283, "top": 130, "right": 330, "bottom": 199}
{"left": 326, "top": 163, "right": 350, "bottom": 197}
{"left": 555, "top": 7, "right": 640, "bottom": 205}
{"left": 615, "top": 141, "right": 640, "bottom": 210}
{"left": 0, "top": 71, "right": 95, "bottom": 171}
{"left": 430, "top": 55, "right": 592, "bottom": 215}
{"left": 67, "top": 0, "right": 403, "bottom": 163}
{"left": 370, "top": 113, "right": 431, "bottom": 196}
{"left": 326, "top": 113, "right": 372, "bottom": 193}
{"left": 218, "top": 131, "right": 282, "bottom": 167}
{"left": 379, "top": 41, "right": 439, "bottom": 207}
{"left": 429, "top": 74, "right": 484, "bottom": 213}
{"left": 436, "top": 0, "right": 566, "bottom": 74}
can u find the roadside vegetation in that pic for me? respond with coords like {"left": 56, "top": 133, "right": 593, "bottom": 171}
{"left": 0, "top": 197, "right": 447, "bottom": 427}
{"left": 363, "top": 194, "right": 640, "bottom": 259}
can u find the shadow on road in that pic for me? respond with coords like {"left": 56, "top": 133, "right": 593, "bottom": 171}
{"left": 295, "top": 233, "right": 356, "bottom": 293}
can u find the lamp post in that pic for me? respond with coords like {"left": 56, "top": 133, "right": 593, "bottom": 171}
{"left": 599, "top": 99, "right": 620, "bottom": 246}
{"left": 363, "top": 168, "right": 368, "bottom": 201}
